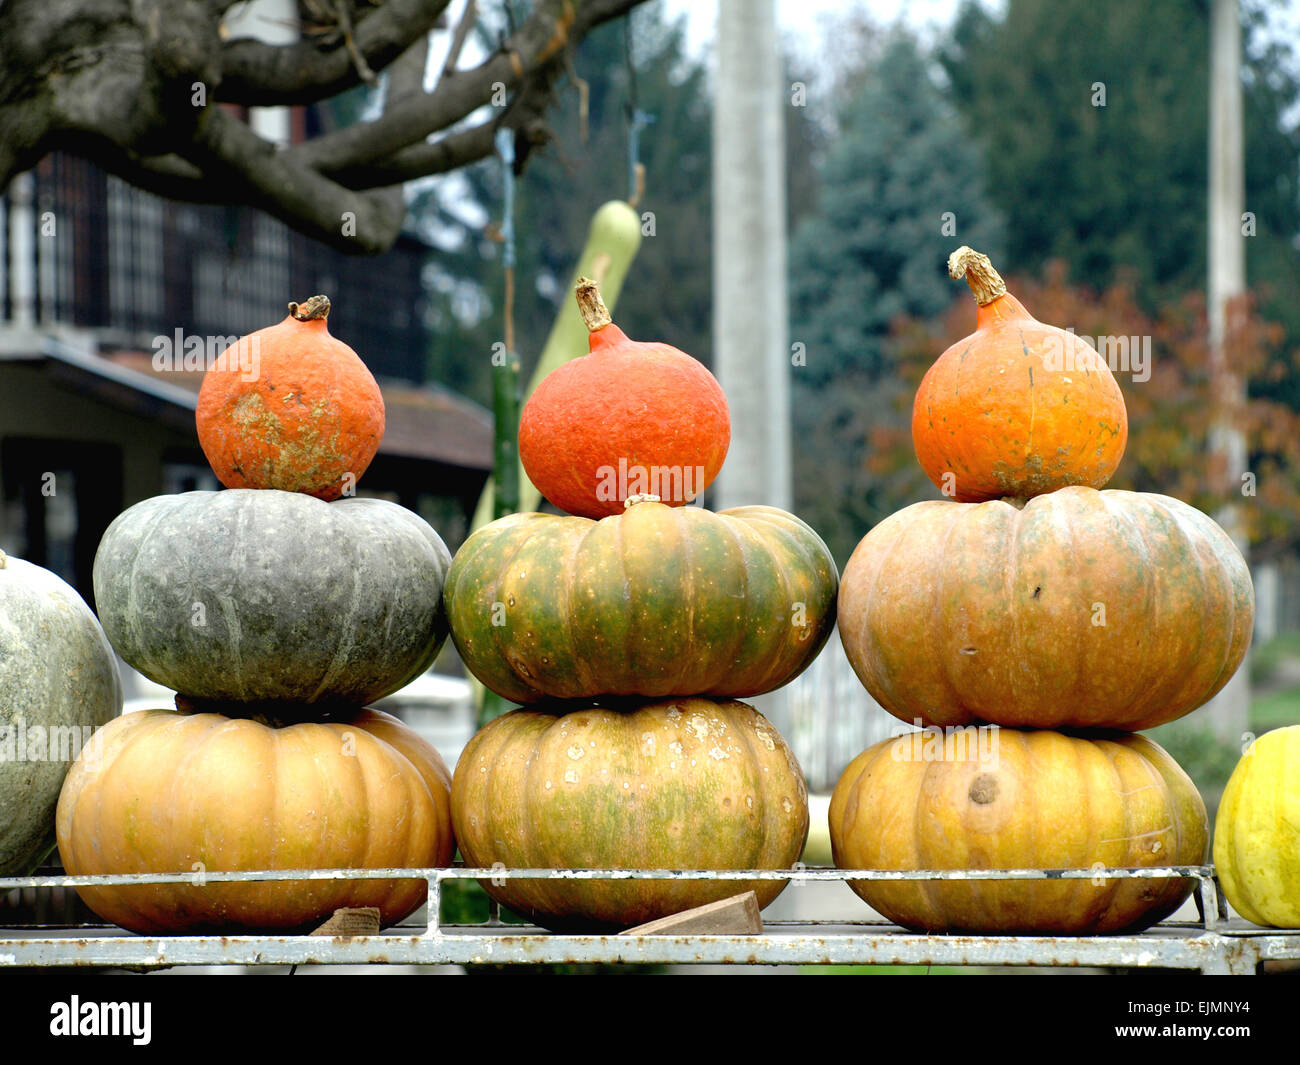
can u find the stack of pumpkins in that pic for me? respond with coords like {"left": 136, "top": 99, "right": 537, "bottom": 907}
{"left": 443, "top": 278, "right": 838, "bottom": 930}
{"left": 55, "top": 298, "right": 457, "bottom": 933}
{"left": 829, "top": 248, "right": 1255, "bottom": 934}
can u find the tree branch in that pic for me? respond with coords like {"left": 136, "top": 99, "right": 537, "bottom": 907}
{"left": 287, "top": 0, "right": 639, "bottom": 175}
{"left": 217, "top": 0, "right": 451, "bottom": 106}
{"left": 180, "top": 106, "right": 405, "bottom": 253}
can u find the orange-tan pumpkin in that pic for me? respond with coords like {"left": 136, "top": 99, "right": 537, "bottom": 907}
{"left": 56, "top": 706, "right": 454, "bottom": 933}
{"left": 838, "top": 486, "right": 1253, "bottom": 731}
{"left": 196, "top": 295, "right": 385, "bottom": 500}
{"left": 829, "top": 729, "right": 1207, "bottom": 934}
{"left": 452, "top": 698, "right": 809, "bottom": 931}
{"left": 912, "top": 246, "right": 1128, "bottom": 503}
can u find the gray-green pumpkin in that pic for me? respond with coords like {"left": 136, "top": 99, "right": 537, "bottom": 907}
{"left": 93, "top": 490, "right": 451, "bottom": 707}
{"left": 1, "top": 550, "right": 122, "bottom": 875}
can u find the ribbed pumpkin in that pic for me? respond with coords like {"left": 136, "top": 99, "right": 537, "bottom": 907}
{"left": 829, "top": 730, "right": 1207, "bottom": 934}
{"left": 0, "top": 550, "right": 121, "bottom": 875}
{"left": 912, "top": 247, "right": 1128, "bottom": 503}
{"left": 444, "top": 497, "right": 838, "bottom": 704}
{"left": 1213, "top": 725, "right": 1300, "bottom": 928}
{"left": 196, "top": 296, "right": 385, "bottom": 501}
{"left": 56, "top": 706, "right": 454, "bottom": 933}
{"left": 838, "top": 486, "right": 1253, "bottom": 731}
{"left": 93, "top": 490, "right": 451, "bottom": 708}
{"left": 517, "top": 278, "right": 730, "bottom": 518}
{"left": 452, "top": 698, "right": 808, "bottom": 930}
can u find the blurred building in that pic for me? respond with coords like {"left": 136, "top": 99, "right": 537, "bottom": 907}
{"left": 0, "top": 152, "right": 492, "bottom": 609}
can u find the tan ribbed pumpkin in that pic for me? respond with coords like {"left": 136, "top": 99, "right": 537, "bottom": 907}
{"left": 829, "top": 729, "right": 1207, "bottom": 934}
{"left": 56, "top": 706, "right": 454, "bottom": 933}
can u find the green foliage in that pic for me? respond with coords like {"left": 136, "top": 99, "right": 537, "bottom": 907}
{"left": 1146, "top": 722, "right": 1244, "bottom": 808}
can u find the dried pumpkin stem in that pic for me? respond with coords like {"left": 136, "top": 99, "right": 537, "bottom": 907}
{"left": 624, "top": 494, "right": 661, "bottom": 508}
{"left": 948, "top": 247, "right": 1007, "bottom": 306}
{"left": 0, "top": 548, "right": 6, "bottom": 568}
{"left": 288, "top": 295, "right": 331, "bottom": 321}
{"left": 575, "top": 276, "right": 613, "bottom": 333}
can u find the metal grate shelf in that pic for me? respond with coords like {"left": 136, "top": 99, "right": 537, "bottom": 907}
{"left": 2, "top": 865, "right": 1297, "bottom": 973}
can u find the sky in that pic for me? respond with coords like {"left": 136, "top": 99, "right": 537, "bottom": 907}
{"left": 659, "top": 0, "right": 987, "bottom": 58}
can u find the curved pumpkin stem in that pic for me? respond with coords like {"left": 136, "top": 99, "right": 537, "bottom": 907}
{"left": 575, "top": 276, "right": 613, "bottom": 333}
{"left": 949, "top": 247, "right": 1007, "bottom": 307}
{"left": 287, "top": 295, "right": 331, "bottom": 321}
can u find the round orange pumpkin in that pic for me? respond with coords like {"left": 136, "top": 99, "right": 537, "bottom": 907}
{"left": 452, "top": 697, "right": 808, "bottom": 931}
{"left": 829, "top": 729, "right": 1207, "bottom": 934}
{"left": 56, "top": 706, "right": 453, "bottom": 933}
{"left": 837, "top": 486, "right": 1253, "bottom": 731}
{"left": 517, "top": 278, "right": 730, "bottom": 518}
{"left": 912, "top": 247, "right": 1128, "bottom": 502}
{"left": 196, "top": 296, "right": 385, "bottom": 500}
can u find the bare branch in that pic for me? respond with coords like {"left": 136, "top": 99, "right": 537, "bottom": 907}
{"left": 218, "top": 0, "right": 450, "bottom": 105}
{"left": 181, "top": 107, "right": 405, "bottom": 253}
{"left": 437, "top": 0, "right": 478, "bottom": 88}
{"left": 289, "top": 0, "right": 640, "bottom": 176}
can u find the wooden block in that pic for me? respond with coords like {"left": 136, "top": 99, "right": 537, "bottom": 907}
{"left": 619, "top": 892, "right": 763, "bottom": 936}
{"left": 309, "top": 906, "right": 381, "bottom": 937}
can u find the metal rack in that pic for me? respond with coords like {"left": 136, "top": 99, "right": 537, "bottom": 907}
{"left": 2, "top": 865, "right": 1297, "bottom": 973}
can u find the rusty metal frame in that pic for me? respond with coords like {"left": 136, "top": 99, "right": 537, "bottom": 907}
{"left": 1, "top": 865, "right": 1296, "bottom": 973}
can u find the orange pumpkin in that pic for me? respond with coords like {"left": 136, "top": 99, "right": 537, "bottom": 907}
{"left": 517, "top": 278, "right": 730, "bottom": 518}
{"left": 56, "top": 706, "right": 453, "bottom": 933}
{"left": 912, "top": 247, "right": 1128, "bottom": 503}
{"left": 196, "top": 296, "right": 385, "bottom": 500}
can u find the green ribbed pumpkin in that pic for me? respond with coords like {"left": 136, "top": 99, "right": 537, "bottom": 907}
{"left": 443, "top": 498, "right": 838, "bottom": 703}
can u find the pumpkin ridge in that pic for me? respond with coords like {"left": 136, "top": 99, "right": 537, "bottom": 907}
{"left": 1177, "top": 503, "right": 1243, "bottom": 714}
{"left": 145, "top": 714, "right": 227, "bottom": 928}
{"left": 121, "top": 496, "right": 187, "bottom": 684}
{"left": 728, "top": 520, "right": 783, "bottom": 694}
{"left": 913, "top": 753, "right": 943, "bottom": 926}
{"left": 1141, "top": 497, "right": 1217, "bottom": 727}
{"left": 704, "top": 515, "right": 753, "bottom": 693}
{"left": 486, "top": 526, "right": 545, "bottom": 702}
{"left": 861, "top": 512, "right": 924, "bottom": 719}
{"left": 727, "top": 704, "right": 769, "bottom": 871}
{"left": 1093, "top": 492, "right": 1155, "bottom": 727}
{"left": 559, "top": 524, "right": 593, "bottom": 695}
{"left": 1080, "top": 737, "right": 1117, "bottom": 929}
{"left": 748, "top": 510, "right": 831, "bottom": 692}
{"left": 670, "top": 509, "right": 700, "bottom": 694}
{"left": 304, "top": 528, "right": 365, "bottom": 703}
{"left": 933, "top": 503, "right": 973, "bottom": 724}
